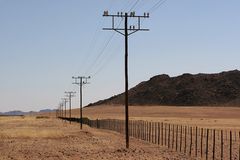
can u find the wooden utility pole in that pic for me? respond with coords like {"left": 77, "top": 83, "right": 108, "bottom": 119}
{"left": 61, "top": 98, "right": 68, "bottom": 118}
{"left": 103, "top": 11, "right": 149, "bottom": 148}
{"left": 65, "top": 91, "right": 76, "bottom": 124}
{"left": 72, "top": 76, "right": 90, "bottom": 129}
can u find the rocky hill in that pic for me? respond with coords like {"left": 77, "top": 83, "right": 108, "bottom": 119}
{"left": 89, "top": 70, "right": 240, "bottom": 106}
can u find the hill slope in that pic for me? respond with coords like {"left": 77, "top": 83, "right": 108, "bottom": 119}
{"left": 89, "top": 70, "right": 240, "bottom": 106}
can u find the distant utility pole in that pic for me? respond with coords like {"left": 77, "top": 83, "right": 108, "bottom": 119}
{"left": 58, "top": 103, "right": 62, "bottom": 118}
{"left": 62, "top": 98, "right": 68, "bottom": 118}
{"left": 56, "top": 107, "right": 59, "bottom": 118}
{"left": 72, "top": 76, "right": 90, "bottom": 129}
{"left": 65, "top": 91, "right": 76, "bottom": 124}
{"left": 60, "top": 102, "right": 64, "bottom": 118}
{"left": 103, "top": 11, "right": 149, "bottom": 148}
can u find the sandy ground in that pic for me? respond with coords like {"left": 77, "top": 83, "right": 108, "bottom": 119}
{"left": 0, "top": 116, "right": 193, "bottom": 160}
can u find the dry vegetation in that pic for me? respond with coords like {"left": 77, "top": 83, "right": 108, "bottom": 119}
{"left": 69, "top": 105, "right": 240, "bottom": 130}
{"left": 2, "top": 105, "right": 240, "bottom": 160}
{"left": 0, "top": 115, "right": 192, "bottom": 160}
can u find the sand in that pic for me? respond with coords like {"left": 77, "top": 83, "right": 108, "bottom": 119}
{"left": 0, "top": 116, "right": 192, "bottom": 160}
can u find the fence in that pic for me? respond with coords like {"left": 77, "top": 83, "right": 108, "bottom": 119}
{"left": 60, "top": 117, "right": 240, "bottom": 160}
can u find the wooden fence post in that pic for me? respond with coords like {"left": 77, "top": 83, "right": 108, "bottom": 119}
{"left": 221, "top": 130, "right": 223, "bottom": 160}
{"left": 161, "top": 122, "right": 164, "bottom": 146}
{"left": 176, "top": 125, "right": 178, "bottom": 151}
{"left": 145, "top": 121, "right": 147, "bottom": 141}
{"left": 153, "top": 122, "right": 155, "bottom": 144}
{"left": 149, "top": 122, "right": 151, "bottom": 142}
{"left": 238, "top": 131, "right": 240, "bottom": 160}
{"left": 213, "top": 129, "right": 215, "bottom": 160}
{"left": 168, "top": 124, "right": 171, "bottom": 148}
{"left": 190, "top": 127, "right": 192, "bottom": 156}
{"left": 184, "top": 126, "right": 187, "bottom": 154}
{"left": 172, "top": 124, "right": 175, "bottom": 149}
{"left": 230, "top": 131, "right": 232, "bottom": 160}
{"left": 165, "top": 123, "right": 167, "bottom": 146}
{"left": 158, "top": 122, "right": 160, "bottom": 145}
{"left": 195, "top": 127, "right": 198, "bottom": 157}
{"left": 201, "top": 128, "right": 203, "bottom": 158}
{"left": 155, "top": 122, "right": 158, "bottom": 144}
{"left": 206, "top": 128, "right": 209, "bottom": 160}
{"left": 180, "top": 125, "right": 182, "bottom": 152}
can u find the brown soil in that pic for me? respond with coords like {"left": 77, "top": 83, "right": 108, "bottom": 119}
{"left": 0, "top": 116, "right": 193, "bottom": 160}
{"left": 67, "top": 105, "right": 240, "bottom": 130}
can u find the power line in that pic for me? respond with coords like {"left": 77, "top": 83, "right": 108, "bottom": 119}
{"left": 91, "top": 43, "right": 122, "bottom": 77}
{"left": 84, "top": 1, "right": 141, "bottom": 77}
{"left": 129, "top": 0, "right": 140, "bottom": 12}
{"left": 148, "top": 0, "right": 168, "bottom": 13}
{"left": 75, "top": 1, "right": 116, "bottom": 75}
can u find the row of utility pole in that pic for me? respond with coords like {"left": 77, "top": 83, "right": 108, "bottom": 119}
{"left": 56, "top": 76, "right": 90, "bottom": 128}
{"left": 56, "top": 11, "right": 149, "bottom": 149}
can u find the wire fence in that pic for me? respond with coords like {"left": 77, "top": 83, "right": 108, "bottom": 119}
{"left": 60, "top": 117, "right": 240, "bottom": 160}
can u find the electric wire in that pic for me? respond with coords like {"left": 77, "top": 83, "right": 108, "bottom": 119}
{"left": 148, "top": 0, "right": 168, "bottom": 13}
{"left": 84, "top": 0, "right": 139, "bottom": 77}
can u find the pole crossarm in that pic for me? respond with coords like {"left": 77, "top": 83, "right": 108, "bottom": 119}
{"left": 103, "top": 11, "right": 149, "bottom": 36}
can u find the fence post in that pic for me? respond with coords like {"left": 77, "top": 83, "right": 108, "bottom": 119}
{"left": 155, "top": 122, "right": 157, "bottom": 144}
{"left": 172, "top": 124, "right": 175, "bottom": 149}
{"left": 221, "top": 130, "right": 223, "bottom": 160}
{"left": 165, "top": 123, "right": 167, "bottom": 146}
{"left": 206, "top": 128, "right": 209, "bottom": 160}
{"left": 230, "top": 131, "right": 232, "bottom": 160}
{"left": 184, "top": 126, "right": 187, "bottom": 154}
{"left": 238, "top": 131, "right": 240, "bottom": 160}
{"left": 180, "top": 125, "right": 182, "bottom": 152}
{"left": 196, "top": 127, "right": 198, "bottom": 157}
{"left": 152, "top": 122, "right": 155, "bottom": 144}
{"left": 201, "top": 128, "right": 203, "bottom": 158}
{"left": 149, "top": 122, "right": 151, "bottom": 143}
{"left": 176, "top": 125, "right": 178, "bottom": 151}
{"left": 146, "top": 121, "right": 148, "bottom": 141}
{"left": 161, "top": 122, "right": 164, "bottom": 146}
{"left": 168, "top": 124, "right": 171, "bottom": 148}
{"left": 190, "top": 127, "right": 192, "bottom": 156}
{"left": 158, "top": 122, "right": 160, "bottom": 145}
{"left": 213, "top": 129, "right": 215, "bottom": 160}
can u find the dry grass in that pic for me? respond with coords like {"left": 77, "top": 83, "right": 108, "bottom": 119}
{"left": 68, "top": 105, "right": 240, "bottom": 130}
{"left": 0, "top": 116, "right": 63, "bottom": 139}
{"left": 0, "top": 116, "right": 191, "bottom": 160}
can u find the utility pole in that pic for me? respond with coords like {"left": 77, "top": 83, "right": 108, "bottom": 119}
{"left": 103, "top": 11, "right": 149, "bottom": 148}
{"left": 60, "top": 102, "right": 64, "bottom": 118}
{"left": 56, "top": 107, "right": 58, "bottom": 118}
{"left": 62, "top": 98, "right": 68, "bottom": 119}
{"left": 58, "top": 103, "right": 62, "bottom": 118}
{"left": 72, "top": 76, "right": 90, "bottom": 129}
{"left": 65, "top": 91, "right": 76, "bottom": 124}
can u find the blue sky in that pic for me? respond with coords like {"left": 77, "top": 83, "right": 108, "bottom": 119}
{"left": 0, "top": 0, "right": 239, "bottom": 112}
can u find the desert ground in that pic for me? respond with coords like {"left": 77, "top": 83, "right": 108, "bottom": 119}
{"left": 2, "top": 105, "right": 240, "bottom": 160}
{"left": 66, "top": 105, "right": 240, "bottom": 130}
{"left": 0, "top": 115, "right": 192, "bottom": 160}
